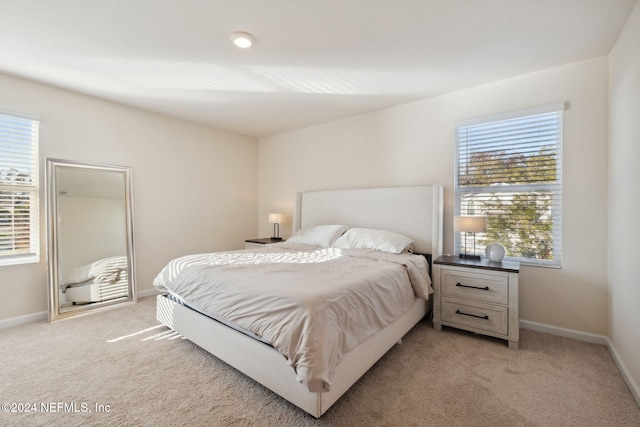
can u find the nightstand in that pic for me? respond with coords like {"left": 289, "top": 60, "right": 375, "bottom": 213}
{"left": 244, "top": 238, "right": 283, "bottom": 249}
{"left": 432, "top": 255, "right": 520, "bottom": 349}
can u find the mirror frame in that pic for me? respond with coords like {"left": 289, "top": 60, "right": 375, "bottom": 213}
{"left": 46, "top": 158, "right": 137, "bottom": 321}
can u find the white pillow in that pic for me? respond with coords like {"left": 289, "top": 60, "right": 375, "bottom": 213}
{"left": 286, "top": 225, "right": 348, "bottom": 247}
{"left": 332, "top": 228, "right": 414, "bottom": 254}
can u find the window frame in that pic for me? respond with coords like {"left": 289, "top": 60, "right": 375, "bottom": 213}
{"left": 0, "top": 109, "right": 40, "bottom": 267}
{"left": 454, "top": 103, "right": 564, "bottom": 268}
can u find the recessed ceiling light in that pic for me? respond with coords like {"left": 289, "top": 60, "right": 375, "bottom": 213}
{"left": 230, "top": 32, "right": 255, "bottom": 49}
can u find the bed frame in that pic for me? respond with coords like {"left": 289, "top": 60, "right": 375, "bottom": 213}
{"left": 156, "top": 184, "right": 443, "bottom": 417}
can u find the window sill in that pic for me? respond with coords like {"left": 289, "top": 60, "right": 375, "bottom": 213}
{"left": 0, "top": 255, "right": 40, "bottom": 267}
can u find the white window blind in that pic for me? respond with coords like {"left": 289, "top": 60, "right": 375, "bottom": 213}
{"left": 0, "top": 110, "right": 40, "bottom": 265}
{"left": 455, "top": 105, "right": 563, "bottom": 267}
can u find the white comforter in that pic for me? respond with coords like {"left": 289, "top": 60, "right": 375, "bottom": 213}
{"left": 153, "top": 243, "right": 431, "bottom": 392}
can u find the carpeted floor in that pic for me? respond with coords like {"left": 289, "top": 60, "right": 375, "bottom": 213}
{"left": 1, "top": 296, "right": 638, "bottom": 427}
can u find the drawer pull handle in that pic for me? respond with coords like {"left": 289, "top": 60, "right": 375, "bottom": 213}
{"left": 455, "top": 309, "right": 489, "bottom": 320}
{"left": 456, "top": 282, "right": 489, "bottom": 291}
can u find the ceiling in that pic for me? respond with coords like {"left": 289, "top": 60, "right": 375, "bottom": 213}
{"left": 1, "top": 0, "right": 636, "bottom": 138}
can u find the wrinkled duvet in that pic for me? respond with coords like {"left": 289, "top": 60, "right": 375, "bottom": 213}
{"left": 153, "top": 243, "right": 431, "bottom": 392}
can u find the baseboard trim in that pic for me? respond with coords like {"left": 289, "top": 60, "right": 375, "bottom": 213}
{"left": 520, "top": 319, "right": 640, "bottom": 409}
{"left": 137, "top": 288, "right": 161, "bottom": 298}
{"left": 0, "top": 310, "right": 47, "bottom": 329}
{"left": 519, "top": 319, "right": 608, "bottom": 345}
{"left": 604, "top": 336, "right": 640, "bottom": 408}
{"left": 0, "top": 289, "right": 162, "bottom": 330}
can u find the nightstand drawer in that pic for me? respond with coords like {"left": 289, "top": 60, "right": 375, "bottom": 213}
{"left": 433, "top": 256, "right": 519, "bottom": 348}
{"left": 441, "top": 270, "right": 508, "bottom": 305}
{"left": 441, "top": 296, "right": 508, "bottom": 335}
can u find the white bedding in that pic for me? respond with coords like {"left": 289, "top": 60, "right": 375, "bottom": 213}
{"left": 153, "top": 243, "right": 431, "bottom": 392}
{"left": 63, "top": 256, "right": 128, "bottom": 288}
{"left": 63, "top": 256, "right": 129, "bottom": 303}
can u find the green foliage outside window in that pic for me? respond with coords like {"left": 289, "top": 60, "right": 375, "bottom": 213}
{"left": 459, "top": 147, "right": 557, "bottom": 261}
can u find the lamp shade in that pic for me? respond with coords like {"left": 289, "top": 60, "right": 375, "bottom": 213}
{"left": 268, "top": 213, "right": 285, "bottom": 224}
{"left": 454, "top": 216, "right": 487, "bottom": 233}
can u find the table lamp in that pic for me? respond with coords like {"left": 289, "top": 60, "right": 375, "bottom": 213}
{"left": 454, "top": 215, "right": 487, "bottom": 259}
{"left": 268, "top": 213, "right": 285, "bottom": 241}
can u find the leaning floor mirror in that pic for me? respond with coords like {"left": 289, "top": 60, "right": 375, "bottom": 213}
{"left": 46, "top": 158, "right": 136, "bottom": 321}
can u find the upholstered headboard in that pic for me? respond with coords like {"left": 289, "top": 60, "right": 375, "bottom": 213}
{"left": 293, "top": 185, "right": 443, "bottom": 256}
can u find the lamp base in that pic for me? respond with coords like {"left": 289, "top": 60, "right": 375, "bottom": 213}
{"left": 270, "top": 237, "right": 283, "bottom": 241}
{"left": 459, "top": 253, "right": 481, "bottom": 260}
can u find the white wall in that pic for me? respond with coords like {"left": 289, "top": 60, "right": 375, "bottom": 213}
{"left": 0, "top": 73, "right": 258, "bottom": 321}
{"left": 609, "top": 0, "right": 640, "bottom": 398}
{"left": 259, "top": 57, "right": 610, "bottom": 335}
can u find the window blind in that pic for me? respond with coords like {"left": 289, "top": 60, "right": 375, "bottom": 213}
{"left": 0, "top": 110, "right": 40, "bottom": 265}
{"left": 455, "top": 106, "right": 562, "bottom": 267}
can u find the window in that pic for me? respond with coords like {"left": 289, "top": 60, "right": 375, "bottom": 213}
{"left": 0, "top": 110, "right": 40, "bottom": 266}
{"left": 455, "top": 104, "right": 563, "bottom": 267}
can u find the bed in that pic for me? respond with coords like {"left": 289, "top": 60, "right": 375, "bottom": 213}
{"left": 154, "top": 184, "right": 443, "bottom": 417}
{"left": 62, "top": 256, "right": 129, "bottom": 304}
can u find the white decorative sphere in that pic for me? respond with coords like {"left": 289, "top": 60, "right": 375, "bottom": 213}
{"left": 485, "top": 243, "right": 506, "bottom": 262}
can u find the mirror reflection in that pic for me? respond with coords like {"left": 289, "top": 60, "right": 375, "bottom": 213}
{"left": 47, "top": 159, "right": 136, "bottom": 321}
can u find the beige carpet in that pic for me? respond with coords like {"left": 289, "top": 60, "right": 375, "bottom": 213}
{"left": 1, "top": 296, "right": 638, "bottom": 427}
